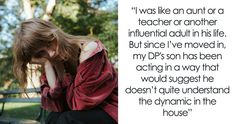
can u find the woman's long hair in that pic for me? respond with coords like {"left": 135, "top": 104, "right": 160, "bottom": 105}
{"left": 13, "top": 18, "right": 95, "bottom": 88}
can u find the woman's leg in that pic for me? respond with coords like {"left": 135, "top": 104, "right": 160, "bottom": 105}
{"left": 45, "top": 112, "right": 63, "bottom": 124}
{"left": 56, "top": 107, "right": 116, "bottom": 124}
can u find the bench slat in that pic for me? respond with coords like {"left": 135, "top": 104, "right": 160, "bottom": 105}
{"left": 0, "top": 88, "right": 44, "bottom": 122}
{"left": 0, "top": 98, "right": 40, "bottom": 103}
{"left": 0, "top": 88, "right": 40, "bottom": 95}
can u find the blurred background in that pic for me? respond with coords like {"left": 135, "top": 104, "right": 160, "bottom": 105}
{"left": 0, "top": 0, "right": 117, "bottom": 121}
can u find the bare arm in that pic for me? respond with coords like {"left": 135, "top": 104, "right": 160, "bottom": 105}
{"left": 44, "top": 60, "right": 56, "bottom": 88}
{"left": 30, "top": 57, "right": 57, "bottom": 88}
{"left": 40, "top": 60, "right": 69, "bottom": 112}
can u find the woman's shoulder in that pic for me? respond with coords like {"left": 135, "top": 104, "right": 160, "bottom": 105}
{"left": 79, "top": 41, "right": 102, "bottom": 63}
{"left": 82, "top": 41, "right": 98, "bottom": 52}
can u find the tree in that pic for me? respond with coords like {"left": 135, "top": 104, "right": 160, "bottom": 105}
{"left": 52, "top": 0, "right": 118, "bottom": 63}
{"left": 0, "top": 0, "right": 20, "bottom": 89}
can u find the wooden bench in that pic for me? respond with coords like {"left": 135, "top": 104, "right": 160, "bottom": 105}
{"left": 0, "top": 88, "right": 46, "bottom": 123}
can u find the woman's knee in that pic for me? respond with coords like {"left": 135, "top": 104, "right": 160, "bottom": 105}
{"left": 56, "top": 111, "right": 83, "bottom": 124}
{"left": 45, "top": 112, "right": 63, "bottom": 124}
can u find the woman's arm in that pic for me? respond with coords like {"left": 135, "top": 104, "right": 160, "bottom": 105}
{"left": 30, "top": 57, "right": 57, "bottom": 88}
{"left": 66, "top": 49, "right": 117, "bottom": 110}
{"left": 40, "top": 61, "right": 71, "bottom": 112}
{"left": 44, "top": 60, "right": 56, "bottom": 88}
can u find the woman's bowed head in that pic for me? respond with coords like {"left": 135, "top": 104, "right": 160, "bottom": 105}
{"left": 13, "top": 18, "right": 96, "bottom": 88}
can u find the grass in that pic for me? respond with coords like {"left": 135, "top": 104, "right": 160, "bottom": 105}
{"left": 1, "top": 103, "right": 41, "bottom": 120}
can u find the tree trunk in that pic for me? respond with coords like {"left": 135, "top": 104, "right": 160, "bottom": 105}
{"left": 42, "top": 0, "right": 56, "bottom": 21}
{"left": 22, "top": 0, "right": 33, "bottom": 19}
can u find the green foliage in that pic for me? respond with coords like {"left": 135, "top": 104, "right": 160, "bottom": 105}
{"left": 0, "top": 47, "right": 15, "bottom": 86}
{"left": 97, "top": 10, "right": 118, "bottom": 60}
{"left": 0, "top": 0, "right": 19, "bottom": 87}
{"left": 52, "top": 0, "right": 118, "bottom": 60}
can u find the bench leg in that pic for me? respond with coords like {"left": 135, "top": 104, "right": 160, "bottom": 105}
{"left": 41, "top": 109, "right": 46, "bottom": 124}
{"left": 0, "top": 102, "right": 5, "bottom": 116}
{"left": 36, "top": 107, "right": 43, "bottom": 121}
{"left": 36, "top": 107, "right": 46, "bottom": 123}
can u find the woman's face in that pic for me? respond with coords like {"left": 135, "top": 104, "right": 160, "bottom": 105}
{"left": 31, "top": 39, "right": 58, "bottom": 64}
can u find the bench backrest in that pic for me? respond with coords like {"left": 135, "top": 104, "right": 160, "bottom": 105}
{"left": 0, "top": 88, "right": 41, "bottom": 103}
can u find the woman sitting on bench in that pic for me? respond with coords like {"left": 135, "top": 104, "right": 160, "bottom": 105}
{"left": 12, "top": 18, "right": 118, "bottom": 124}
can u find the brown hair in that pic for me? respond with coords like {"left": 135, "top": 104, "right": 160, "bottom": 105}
{"left": 13, "top": 18, "right": 95, "bottom": 88}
